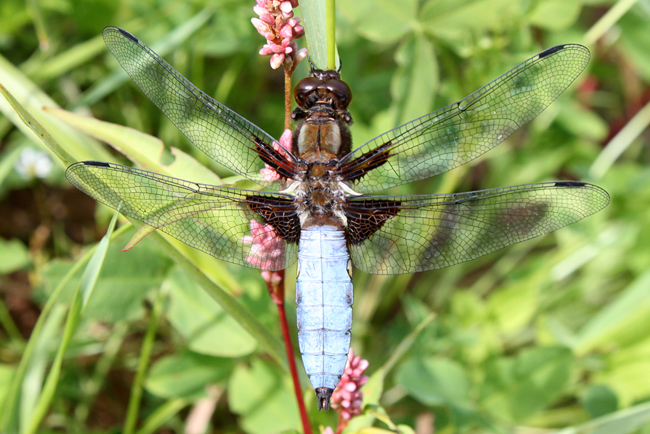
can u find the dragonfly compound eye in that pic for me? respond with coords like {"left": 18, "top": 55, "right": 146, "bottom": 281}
{"left": 323, "top": 79, "right": 352, "bottom": 109}
{"left": 294, "top": 77, "right": 323, "bottom": 109}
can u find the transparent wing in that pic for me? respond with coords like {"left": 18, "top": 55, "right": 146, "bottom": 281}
{"left": 345, "top": 182, "right": 609, "bottom": 275}
{"left": 66, "top": 161, "right": 299, "bottom": 270}
{"left": 103, "top": 27, "right": 294, "bottom": 191}
{"left": 338, "top": 45, "right": 590, "bottom": 193}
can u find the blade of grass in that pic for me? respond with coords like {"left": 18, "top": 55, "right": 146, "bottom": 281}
{"left": 0, "top": 84, "right": 75, "bottom": 167}
{"left": 0, "top": 223, "right": 132, "bottom": 432}
{"left": 0, "top": 64, "right": 112, "bottom": 163}
{"left": 124, "top": 290, "right": 164, "bottom": 434}
{"left": 75, "top": 10, "right": 213, "bottom": 108}
{"left": 589, "top": 99, "right": 650, "bottom": 180}
{"left": 76, "top": 321, "right": 129, "bottom": 423}
{"left": 24, "top": 209, "right": 121, "bottom": 434}
{"left": 135, "top": 398, "right": 188, "bottom": 434}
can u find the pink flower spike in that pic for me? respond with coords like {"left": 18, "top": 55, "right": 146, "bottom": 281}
{"left": 279, "top": 1, "right": 293, "bottom": 13}
{"left": 270, "top": 53, "right": 285, "bottom": 69}
{"left": 331, "top": 349, "right": 369, "bottom": 423}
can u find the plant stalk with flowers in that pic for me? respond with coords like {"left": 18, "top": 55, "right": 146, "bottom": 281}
{"left": 249, "top": 1, "right": 311, "bottom": 433}
{"left": 329, "top": 349, "right": 370, "bottom": 434}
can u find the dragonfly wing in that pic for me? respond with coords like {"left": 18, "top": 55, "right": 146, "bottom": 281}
{"left": 103, "top": 27, "right": 294, "bottom": 190}
{"left": 344, "top": 182, "right": 609, "bottom": 275}
{"left": 338, "top": 45, "right": 590, "bottom": 193}
{"left": 66, "top": 161, "right": 300, "bottom": 270}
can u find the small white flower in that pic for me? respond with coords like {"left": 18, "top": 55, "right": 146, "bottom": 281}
{"left": 15, "top": 148, "right": 53, "bottom": 180}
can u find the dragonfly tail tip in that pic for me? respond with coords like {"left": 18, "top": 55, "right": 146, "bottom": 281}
{"left": 316, "top": 388, "right": 333, "bottom": 411}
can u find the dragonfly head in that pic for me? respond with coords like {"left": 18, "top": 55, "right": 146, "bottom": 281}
{"left": 294, "top": 70, "right": 352, "bottom": 112}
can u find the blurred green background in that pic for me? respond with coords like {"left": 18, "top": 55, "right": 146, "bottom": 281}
{"left": 1, "top": 0, "right": 650, "bottom": 433}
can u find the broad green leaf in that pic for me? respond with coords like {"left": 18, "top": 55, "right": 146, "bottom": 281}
{"left": 557, "top": 99, "right": 609, "bottom": 142}
{"left": 228, "top": 359, "right": 301, "bottom": 434}
{"left": 395, "top": 356, "right": 471, "bottom": 408}
{"left": 338, "top": 0, "right": 418, "bottom": 44}
{"left": 391, "top": 33, "right": 438, "bottom": 126}
{"left": 480, "top": 346, "right": 574, "bottom": 422}
{"left": 145, "top": 352, "right": 233, "bottom": 400}
{"left": 40, "top": 228, "right": 172, "bottom": 322}
{"left": 528, "top": 0, "right": 584, "bottom": 31}
{"left": 421, "top": 0, "right": 519, "bottom": 41}
{"left": 166, "top": 267, "right": 257, "bottom": 357}
{"left": 45, "top": 107, "right": 221, "bottom": 185}
{"left": 582, "top": 384, "right": 618, "bottom": 418}
{"left": 0, "top": 238, "right": 30, "bottom": 274}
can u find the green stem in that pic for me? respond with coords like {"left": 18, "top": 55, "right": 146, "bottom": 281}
{"left": 124, "top": 291, "right": 164, "bottom": 434}
{"left": 584, "top": 0, "right": 638, "bottom": 45}
{"left": 326, "top": 0, "right": 336, "bottom": 70}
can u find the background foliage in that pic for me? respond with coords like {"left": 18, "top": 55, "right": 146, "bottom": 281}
{"left": 1, "top": 0, "right": 650, "bottom": 433}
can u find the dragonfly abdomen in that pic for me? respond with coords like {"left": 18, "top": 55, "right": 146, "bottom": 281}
{"left": 296, "top": 225, "right": 353, "bottom": 411}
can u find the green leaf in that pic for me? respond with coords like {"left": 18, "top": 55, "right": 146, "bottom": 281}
{"left": 166, "top": 267, "right": 257, "bottom": 357}
{"left": 300, "top": 0, "right": 330, "bottom": 70}
{"left": 0, "top": 84, "right": 75, "bottom": 167}
{"left": 0, "top": 364, "right": 16, "bottom": 410}
{"left": 46, "top": 107, "right": 221, "bottom": 185}
{"left": 582, "top": 384, "right": 618, "bottom": 418}
{"left": 228, "top": 359, "right": 301, "bottom": 434}
{"left": 528, "top": 0, "right": 584, "bottom": 31}
{"left": 421, "top": 0, "right": 519, "bottom": 41}
{"left": 0, "top": 238, "right": 30, "bottom": 274}
{"left": 40, "top": 228, "right": 172, "bottom": 322}
{"left": 145, "top": 352, "right": 234, "bottom": 400}
{"left": 338, "top": 0, "right": 418, "bottom": 44}
{"left": 396, "top": 356, "right": 471, "bottom": 408}
{"left": 480, "top": 346, "right": 574, "bottom": 422}
{"left": 391, "top": 33, "right": 438, "bottom": 125}
{"left": 0, "top": 64, "right": 112, "bottom": 165}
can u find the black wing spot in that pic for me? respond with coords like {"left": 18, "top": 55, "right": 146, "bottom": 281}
{"left": 117, "top": 28, "right": 139, "bottom": 43}
{"left": 539, "top": 45, "right": 565, "bottom": 58}
{"left": 83, "top": 161, "right": 111, "bottom": 168}
{"left": 555, "top": 181, "right": 586, "bottom": 187}
{"left": 345, "top": 199, "right": 402, "bottom": 245}
{"left": 246, "top": 196, "right": 301, "bottom": 244}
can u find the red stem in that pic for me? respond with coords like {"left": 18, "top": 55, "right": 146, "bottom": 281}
{"left": 274, "top": 281, "right": 312, "bottom": 434}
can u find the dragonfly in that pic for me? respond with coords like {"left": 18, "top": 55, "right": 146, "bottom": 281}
{"left": 67, "top": 27, "right": 609, "bottom": 410}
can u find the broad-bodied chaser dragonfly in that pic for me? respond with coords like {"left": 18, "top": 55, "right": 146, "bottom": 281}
{"left": 67, "top": 27, "right": 609, "bottom": 410}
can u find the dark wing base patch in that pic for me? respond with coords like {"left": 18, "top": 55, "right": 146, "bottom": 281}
{"left": 344, "top": 198, "right": 402, "bottom": 245}
{"left": 247, "top": 196, "right": 301, "bottom": 243}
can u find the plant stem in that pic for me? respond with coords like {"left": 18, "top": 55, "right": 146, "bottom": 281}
{"left": 124, "top": 291, "right": 164, "bottom": 434}
{"left": 326, "top": 0, "right": 336, "bottom": 70}
{"left": 285, "top": 69, "right": 292, "bottom": 131}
